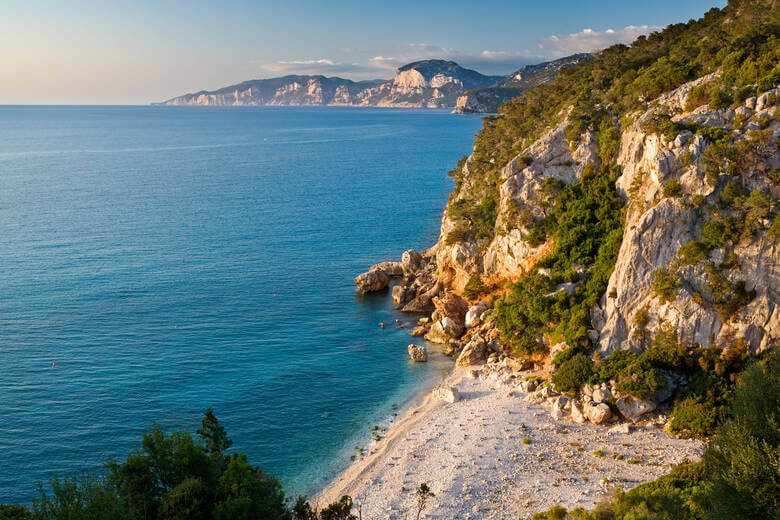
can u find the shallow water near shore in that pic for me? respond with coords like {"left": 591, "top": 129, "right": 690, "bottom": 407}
{"left": 0, "top": 106, "right": 482, "bottom": 501}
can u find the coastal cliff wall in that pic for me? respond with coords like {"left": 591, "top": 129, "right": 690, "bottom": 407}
{"left": 434, "top": 76, "right": 779, "bottom": 355}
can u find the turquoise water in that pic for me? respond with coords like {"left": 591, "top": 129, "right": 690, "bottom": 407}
{"left": 0, "top": 106, "right": 482, "bottom": 502}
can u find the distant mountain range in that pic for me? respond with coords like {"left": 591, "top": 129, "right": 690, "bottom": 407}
{"left": 157, "top": 55, "right": 591, "bottom": 112}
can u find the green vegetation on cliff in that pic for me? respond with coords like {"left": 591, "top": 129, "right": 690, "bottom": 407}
{"left": 447, "top": 0, "right": 778, "bottom": 247}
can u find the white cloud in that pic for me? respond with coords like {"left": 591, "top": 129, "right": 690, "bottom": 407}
{"left": 253, "top": 25, "right": 661, "bottom": 80}
{"left": 536, "top": 25, "right": 660, "bottom": 57}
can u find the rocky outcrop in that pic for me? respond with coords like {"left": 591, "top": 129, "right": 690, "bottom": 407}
{"left": 354, "top": 270, "right": 389, "bottom": 293}
{"left": 354, "top": 260, "right": 406, "bottom": 293}
{"left": 425, "top": 292, "right": 469, "bottom": 343}
{"left": 436, "top": 117, "right": 598, "bottom": 290}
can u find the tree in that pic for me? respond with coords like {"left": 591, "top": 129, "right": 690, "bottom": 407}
{"left": 703, "top": 350, "right": 780, "bottom": 519}
{"left": 318, "top": 496, "right": 355, "bottom": 520}
{"left": 197, "top": 408, "right": 233, "bottom": 459}
{"left": 415, "top": 483, "right": 435, "bottom": 520}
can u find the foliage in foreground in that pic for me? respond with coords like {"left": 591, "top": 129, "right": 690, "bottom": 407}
{"left": 0, "top": 410, "right": 356, "bottom": 520}
{"left": 534, "top": 349, "right": 779, "bottom": 520}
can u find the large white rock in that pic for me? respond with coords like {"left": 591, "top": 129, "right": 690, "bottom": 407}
{"left": 592, "top": 387, "right": 612, "bottom": 404}
{"left": 570, "top": 401, "right": 587, "bottom": 424}
{"left": 456, "top": 338, "right": 488, "bottom": 366}
{"left": 465, "top": 301, "right": 490, "bottom": 328}
{"left": 616, "top": 396, "right": 656, "bottom": 421}
{"left": 432, "top": 385, "right": 461, "bottom": 403}
{"left": 583, "top": 401, "right": 612, "bottom": 424}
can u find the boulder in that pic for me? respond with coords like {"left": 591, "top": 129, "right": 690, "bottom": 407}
{"left": 570, "top": 401, "right": 587, "bottom": 424}
{"left": 401, "top": 249, "right": 423, "bottom": 273}
{"left": 584, "top": 401, "right": 612, "bottom": 424}
{"left": 552, "top": 396, "right": 570, "bottom": 414}
{"left": 424, "top": 321, "right": 450, "bottom": 344}
{"left": 409, "top": 325, "right": 427, "bottom": 337}
{"left": 407, "top": 344, "right": 428, "bottom": 362}
{"left": 432, "top": 292, "right": 469, "bottom": 328}
{"left": 551, "top": 408, "right": 566, "bottom": 421}
{"left": 519, "top": 379, "right": 538, "bottom": 393}
{"left": 592, "top": 387, "right": 612, "bottom": 404}
{"left": 402, "top": 281, "right": 441, "bottom": 313}
{"left": 370, "top": 261, "right": 404, "bottom": 277}
{"left": 616, "top": 396, "right": 656, "bottom": 421}
{"left": 608, "top": 423, "right": 632, "bottom": 434}
{"left": 456, "top": 338, "right": 488, "bottom": 366}
{"left": 580, "top": 384, "right": 595, "bottom": 397}
{"left": 467, "top": 369, "right": 481, "bottom": 379}
{"left": 354, "top": 270, "right": 389, "bottom": 293}
{"left": 465, "top": 301, "right": 490, "bottom": 328}
{"left": 538, "top": 386, "right": 557, "bottom": 399}
{"left": 432, "top": 385, "right": 461, "bottom": 403}
{"left": 441, "top": 316, "right": 463, "bottom": 337}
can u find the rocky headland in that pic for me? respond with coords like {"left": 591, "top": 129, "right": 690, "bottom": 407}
{"left": 336, "top": 30, "right": 778, "bottom": 515}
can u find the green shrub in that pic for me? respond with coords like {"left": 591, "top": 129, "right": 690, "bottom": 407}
{"left": 670, "top": 396, "right": 718, "bottom": 438}
{"left": 633, "top": 307, "right": 650, "bottom": 329}
{"left": 645, "top": 323, "right": 685, "bottom": 368}
{"left": 701, "top": 220, "right": 727, "bottom": 249}
{"left": 663, "top": 178, "right": 683, "bottom": 198}
{"left": 552, "top": 353, "right": 595, "bottom": 394}
{"left": 708, "top": 87, "right": 732, "bottom": 109}
{"left": 677, "top": 241, "right": 709, "bottom": 266}
{"left": 462, "top": 275, "right": 484, "bottom": 299}
{"left": 652, "top": 267, "right": 679, "bottom": 303}
{"left": 703, "top": 350, "right": 780, "bottom": 517}
{"left": 686, "top": 84, "right": 711, "bottom": 111}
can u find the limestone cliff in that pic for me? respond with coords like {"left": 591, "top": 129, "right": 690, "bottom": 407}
{"left": 434, "top": 76, "right": 779, "bottom": 355}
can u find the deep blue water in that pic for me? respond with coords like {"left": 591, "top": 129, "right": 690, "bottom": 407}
{"left": 0, "top": 106, "right": 482, "bottom": 502}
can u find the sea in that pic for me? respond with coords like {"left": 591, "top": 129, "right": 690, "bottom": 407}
{"left": 0, "top": 105, "right": 483, "bottom": 503}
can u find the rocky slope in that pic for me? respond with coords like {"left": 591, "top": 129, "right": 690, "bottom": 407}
{"left": 356, "top": 75, "right": 778, "bottom": 424}
{"left": 158, "top": 60, "right": 501, "bottom": 108}
{"left": 453, "top": 53, "right": 592, "bottom": 114}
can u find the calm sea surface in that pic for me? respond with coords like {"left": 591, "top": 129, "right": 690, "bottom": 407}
{"left": 0, "top": 106, "right": 482, "bottom": 502}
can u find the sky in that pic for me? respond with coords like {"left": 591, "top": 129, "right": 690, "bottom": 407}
{"left": 0, "top": 0, "right": 726, "bottom": 105}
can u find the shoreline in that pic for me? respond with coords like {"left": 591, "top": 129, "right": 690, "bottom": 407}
{"left": 314, "top": 363, "right": 703, "bottom": 519}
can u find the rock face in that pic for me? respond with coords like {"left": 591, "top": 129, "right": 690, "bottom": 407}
{"left": 453, "top": 53, "right": 592, "bottom": 114}
{"left": 159, "top": 60, "right": 500, "bottom": 108}
{"left": 594, "top": 80, "right": 780, "bottom": 355}
{"left": 407, "top": 344, "right": 428, "bottom": 362}
{"left": 434, "top": 74, "right": 779, "bottom": 354}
